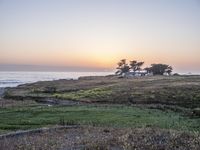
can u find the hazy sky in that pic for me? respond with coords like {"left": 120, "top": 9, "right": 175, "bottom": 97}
{"left": 0, "top": 0, "right": 200, "bottom": 73}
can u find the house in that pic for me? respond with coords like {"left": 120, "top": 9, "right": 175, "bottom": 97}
{"left": 123, "top": 70, "right": 150, "bottom": 78}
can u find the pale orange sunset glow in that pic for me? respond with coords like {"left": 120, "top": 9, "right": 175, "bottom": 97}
{"left": 0, "top": 0, "right": 200, "bottom": 73}
{"left": 1, "top": 1, "right": 200, "bottom": 148}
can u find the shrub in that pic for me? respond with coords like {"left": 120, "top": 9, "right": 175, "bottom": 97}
{"left": 44, "top": 87, "right": 56, "bottom": 93}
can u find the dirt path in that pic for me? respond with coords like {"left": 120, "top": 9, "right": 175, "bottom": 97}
{"left": 0, "top": 125, "right": 79, "bottom": 139}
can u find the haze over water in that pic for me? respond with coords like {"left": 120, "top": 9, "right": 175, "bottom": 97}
{"left": 0, "top": 71, "right": 112, "bottom": 88}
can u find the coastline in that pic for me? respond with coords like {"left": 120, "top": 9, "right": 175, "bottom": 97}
{"left": 0, "top": 75, "right": 200, "bottom": 149}
{"left": 0, "top": 71, "right": 113, "bottom": 88}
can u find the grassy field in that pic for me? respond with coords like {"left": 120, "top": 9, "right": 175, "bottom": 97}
{"left": 0, "top": 105, "right": 200, "bottom": 133}
{"left": 4, "top": 75, "right": 200, "bottom": 108}
{"left": 1, "top": 75, "right": 200, "bottom": 149}
{"left": 1, "top": 75, "right": 200, "bottom": 134}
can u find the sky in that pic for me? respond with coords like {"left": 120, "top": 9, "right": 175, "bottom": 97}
{"left": 0, "top": 0, "right": 200, "bottom": 73}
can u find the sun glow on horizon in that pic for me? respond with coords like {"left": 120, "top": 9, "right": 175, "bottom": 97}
{"left": 0, "top": 0, "right": 200, "bottom": 73}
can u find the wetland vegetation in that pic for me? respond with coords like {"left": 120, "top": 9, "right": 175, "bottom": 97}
{"left": 1, "top": 75, "right": 200, "bottom": 149}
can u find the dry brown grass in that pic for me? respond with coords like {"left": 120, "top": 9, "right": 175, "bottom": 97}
{"left": 3, "top": 75, "right": 200, "bottom": 109}
{"left": 0, "top": 126, "right": 200, "bottom": 150}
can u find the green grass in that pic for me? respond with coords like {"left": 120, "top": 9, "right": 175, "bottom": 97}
{"left": 6, "top": 76, "right": 200, "bottom": 108}
{"left": 54, "top": 87, "right": 113, "bottom": 101}
{"left": 0, "top": 105, "right": 199, "bottom": 133}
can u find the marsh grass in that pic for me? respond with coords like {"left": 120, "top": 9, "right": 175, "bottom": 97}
{"left": 5, "top": 76, "right": 200, "bottom": 108}
{"left": 54, "top": 87, "right": 113, "bottom": 101}
{"left": 0, "top": 105, "right": 199, "bottom": 133}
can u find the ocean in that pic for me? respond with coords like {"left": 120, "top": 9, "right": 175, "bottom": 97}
{"left": 0, "top": 71, "right": 113, "bottom": 88}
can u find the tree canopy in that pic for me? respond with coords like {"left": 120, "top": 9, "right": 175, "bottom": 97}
{"left": 146, "top": 64, "right": 173, "bottom": 75}
{"left": 129, "top": 60, "right": 144, "bottom": 73}
{"left": 116, "top": 59, "right": 173, "bottom": 76}
{"left": 115, "top": 59, "right": 130, "bottom": 75}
